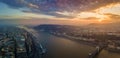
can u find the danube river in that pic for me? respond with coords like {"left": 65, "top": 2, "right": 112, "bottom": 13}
{"left": 23, "top": 27, "right": 120, "bottom": 58}
{"left": 35, "top": 31, "right": 120, "bottom": 58}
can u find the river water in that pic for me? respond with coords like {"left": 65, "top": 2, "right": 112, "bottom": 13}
{"left": 24, "top": 27, "right": 120, "bottom": 58}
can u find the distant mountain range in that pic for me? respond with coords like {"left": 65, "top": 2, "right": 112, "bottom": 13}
{"left": 34, "top": 22, "right": 120, "bottom": 33}
{"left": 84, "top": 22, "right": 120, "bottom": 32}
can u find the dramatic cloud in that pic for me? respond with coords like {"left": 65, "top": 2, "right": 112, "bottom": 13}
{"left": 105, "top": 13, "right": 120, "bottom": 20}
{"left": 0, "top": 0, "right": 120, "bottom": 18}
{"left": 0, "top": 0, "right": 25, "bottom": 8}
{"left": 80, "top": 17, "right": 99, "bottom": 20}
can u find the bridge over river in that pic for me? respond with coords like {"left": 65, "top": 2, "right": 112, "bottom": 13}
{"left": 88, "top": 46, "right": 105, "bottom": 58}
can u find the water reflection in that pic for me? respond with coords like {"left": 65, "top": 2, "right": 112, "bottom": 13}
{"left": 98, "top": 50, "right": 120, "bottom": 58}
{"left": 38, "top": 32, "right": 95, "bottom": 58}
{"left": 36, "top": 31, "right": 120, "bottom": 58}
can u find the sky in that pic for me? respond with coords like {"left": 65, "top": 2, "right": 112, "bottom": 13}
{"left": 0, "top": 0, "right": 120, "bottom": 25}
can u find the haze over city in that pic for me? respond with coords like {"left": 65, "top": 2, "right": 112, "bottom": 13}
{"left": 0, "top": 0, "right": 120, "bottom": 58}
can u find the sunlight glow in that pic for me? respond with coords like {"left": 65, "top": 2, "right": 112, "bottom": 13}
{"left": 78, "top": 12, "right": 105, "bottom": 19}
{"left": 95, "top": 3, "right": 120, "bottom": 15}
